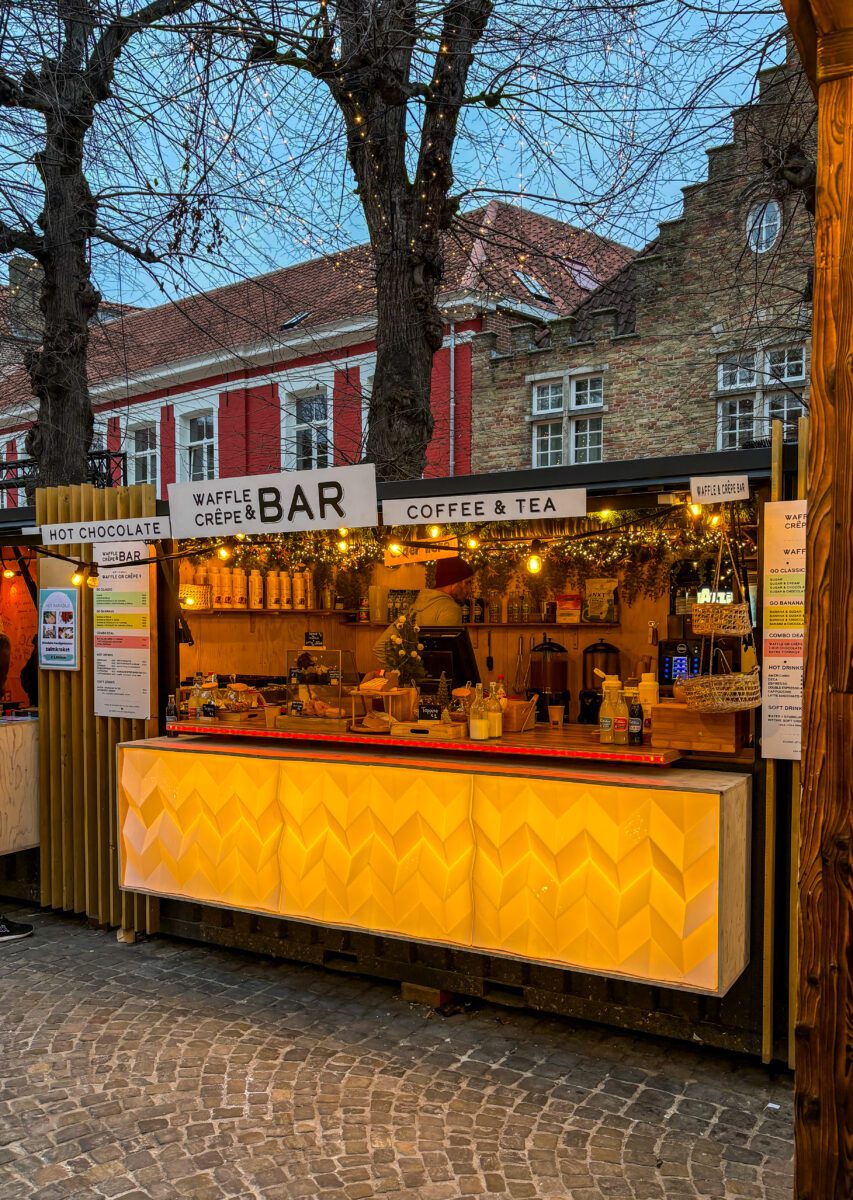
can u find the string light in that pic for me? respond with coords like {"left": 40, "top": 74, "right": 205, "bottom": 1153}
{"left": 465, "top": 534, "right": 479, "bottom": 551}
{"left": 2, "top": 567, "right": 14, "bottom": 579}
{"left": 217, "top": 544, "right": 232, "bottom": 561}
{"left": 235, "top": 533, "right": 246, "bottom": 542}
{"left": 526, "top": 539, "right": 543, "bottom": 575}
{"left": 86, "top": 565, "right": 99, "bottom": 590}
{"left": 427, "top": 524, "right": 442, "bottom": 539}
{"left": 337, "top": 527, "right": 349, "bottom": 538}
{"left": 70, "top": 568, "right": 85, "bottom": 587}
{"left": 388, "top": 541, "right": 404, "bottom": 557}
{"left": 689, "top": 504, "right": 702, "bottom": 517}
{"left": 710, "top": 514, "right": 721, "bottom": 526}
{"left": 337, "top": 539, "right": 349, "bottom": 553}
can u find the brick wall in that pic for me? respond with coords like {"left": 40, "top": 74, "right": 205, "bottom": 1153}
{"left": 472, "top": 56, "right": 816, "bottom": 473}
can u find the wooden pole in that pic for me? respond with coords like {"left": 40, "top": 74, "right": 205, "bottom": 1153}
{"left": 787, "top": 4, "right": 853, "bottom": 1195}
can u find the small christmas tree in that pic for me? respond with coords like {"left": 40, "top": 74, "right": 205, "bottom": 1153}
{"left": 437, "top": 671, "right": 450, "bottom": 715}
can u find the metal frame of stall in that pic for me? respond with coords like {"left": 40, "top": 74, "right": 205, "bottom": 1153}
{"left": 0, "top": 443, "right": 802, "bottom": 1060}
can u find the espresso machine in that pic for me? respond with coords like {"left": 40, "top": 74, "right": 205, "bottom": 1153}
{"left": 577, "top": 638, "right": 621, "bottom": 724}
{"left": 526, "top": 635, "right": 570, "bottom": 723}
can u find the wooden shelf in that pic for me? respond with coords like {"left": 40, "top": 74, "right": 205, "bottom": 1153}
{"left": 186, "top": 608, "right": 352, "bottom": 616}
{"left": 339, "top": 621, "right": 622, "bottom": 629}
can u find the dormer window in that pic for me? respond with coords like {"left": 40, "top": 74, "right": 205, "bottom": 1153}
{"left": 514, "top": 270, "right": 551, "bottom": 303}
{"left": 281, "top": 311, "right": 310, "bottom": 330}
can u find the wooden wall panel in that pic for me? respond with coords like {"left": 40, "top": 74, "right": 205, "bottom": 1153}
{"left": 35, "top": 483, "right": 158, "bottom": 935}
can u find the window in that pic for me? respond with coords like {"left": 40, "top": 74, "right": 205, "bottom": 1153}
{"left": 533, "top": 421, "right": 563, "bottom": 468}
{"left": 187, "top": 412, "right": 215, "bottom": 481}
{"left": 567, "top": 260, "right": 598, "bottom": 291}
{"left": 514, "top": 270, "right": 552, "bottom": 303}
{"left": 530, "top": 372, "right": 605, "bottom": 467}
{"left": 293, "top": 391, "right": 330, "bottom": 470}
{"left": 281, "top": 311, "right": 310, "bottom": 330}
{"left": 716, "top": 345, "right": 807, "bottom": 449}
{"left": 718, "top": 354, "right": 756, "bottom": 391}
{"left": 572, "top": 376, "right": 604, "bottom": 408}
{"left": 130, "top": 425, "right": 157, "bottom": 489}
{"left": 532, "top": 381, "right": 563, "bottom": 414}
{"left": 573, "top": 416, "right": 603, "bottom": 463}
{"left": 746, "top": 199, "right": 781, "bottom": 254}
{"left": 766, "top": 346, "right": 805, "bottom": 382}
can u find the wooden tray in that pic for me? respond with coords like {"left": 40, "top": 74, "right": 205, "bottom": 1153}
{"left": 217, "top": 710, "right": 263, "bottom": 724}
{"left": 389, "top": 720, "right": 468, "bottom": 739}
{"left": 275, "top": 715, "right": 350, "bottom": 733}
{"left": 348, "top": 720, "right": 392, "bottom": 736}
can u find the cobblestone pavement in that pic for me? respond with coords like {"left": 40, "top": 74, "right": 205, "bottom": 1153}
{"left": 0, "top": 908, "right": 793, "bottom": 1200}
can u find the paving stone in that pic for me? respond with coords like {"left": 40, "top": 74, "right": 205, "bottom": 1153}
{"left": 0, "top": 907, "right": 793, "bottom": 1198}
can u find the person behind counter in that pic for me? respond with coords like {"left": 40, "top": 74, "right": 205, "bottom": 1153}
{"left": 373, "top": 557, "right": 474, "bottom": 661}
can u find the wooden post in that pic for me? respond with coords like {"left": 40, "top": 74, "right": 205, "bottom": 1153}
{"left": 782, "top": 3, "right": 853, "bottom": 1195}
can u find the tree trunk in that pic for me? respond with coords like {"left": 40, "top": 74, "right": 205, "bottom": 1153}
{"left": 25, "top": 108, "right": 99, "bottom": 486}
{"left": 367, "top": 234, "right": 444, "bottom": 481}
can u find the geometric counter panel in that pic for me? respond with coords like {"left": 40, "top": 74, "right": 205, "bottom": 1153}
{"left": 118, "top": 744, "right": 750, "bottom": 995}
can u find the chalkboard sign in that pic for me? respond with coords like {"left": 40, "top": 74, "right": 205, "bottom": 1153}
{"left": 289, "top": 700, "right": 304, "bottom": 715}
{"left": 304, "top": 631, "right": 325, "bottom": 647}
{"left": 418, "top": 699, "right": 443, "bottom": 722}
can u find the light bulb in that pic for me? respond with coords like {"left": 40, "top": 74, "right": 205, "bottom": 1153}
{"left": 337, "top": 527, "right": 349, "bottom": 537}
{"left": 689, "top": 504, "right": 702, "bottom": 517}
{"left": 183, "top": 595, "right": 195, "bottom": 607}
{"left": 2, "top": 567, "right": 14, "bottom": 579}
{"left": 86, "top": 571, "right": 99, "bottom": 589}
{"left": 71, "top": 569, "right": 84, "bottom": 587}
{"left": 427, "top": 524, "right": 442, "bottom": 539}
{"left": 337, "top": 539, "right": 349, "bottom": 553}
{"left": 710, "top": 514, "right": 721, "bottom": 526}
{"left": 465, "top": 535, "right": 479, "bottom": 551}
{"left": 235, "top": 533, "right": 246, "bottom": 542}
{"left": 600, "top": 509, "right": 612, "bottom": 519}
{"left": 217, "top": 544, "right": 232, "bottom": 561}
{"left": 388, "top": 542, "right": 404, "bottom": 557}
{"left": 526, "top": 554, "right": 542, "bottom": 575}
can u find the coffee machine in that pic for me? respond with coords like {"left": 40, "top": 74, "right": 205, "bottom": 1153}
{"left": 526, "top": 635, "right": 570, "bottom": 723}
{"left": 577, "top": 638, "right": 621, "bottom": 724}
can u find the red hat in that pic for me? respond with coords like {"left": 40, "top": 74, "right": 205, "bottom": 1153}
{"left": 434, "top": 558, "right": 474, "bottom": 588}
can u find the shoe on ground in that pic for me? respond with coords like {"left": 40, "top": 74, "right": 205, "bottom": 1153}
{"left": 0, "top": 914, "right": 34, "bottom": 943}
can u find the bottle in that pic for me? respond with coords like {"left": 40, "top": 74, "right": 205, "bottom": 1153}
{"left": 321, "top": 585, "right": 333, "bottom": 611}
{"left": 165, "top": 694, "right": 179, "bottom": 736}
{"left": 194, "top": 565, "right": 208, "bottom": 589}
{"left": 280, "top": 571, "right": 293, "bottom": 611}
{"left": 219, "top": 568, "right": 233, "bottom": 608}
{"left": 495, "top": 675, "right": 507, "bottom": 708}
{"left": 468, "top": 683, "right": 490, "bottom": 741}
{"left": 638, "top": 672, "right": 659, "bottom": 735}
{"left": 613, "top": 690, "right": 629, "bottom": 745}
{"left": 265, "top": 570, "right": 280, "bottom": 610}
{"left": 599, "top": 688, "right": 615, "bottom": 744}
{"left": 210, "top": 570, "right": 223, "bottom": 609}
{"left": 507, "top": 593, "right": 520, "bottom": 623}
{"left": 292, "top": 570, "right": 306, "bottom": 610}
{"left": 486, "top": 682, "right": 503, "bottom": 738}
{"left": 232, "top": 567, "right": 247, "bottom": 609}
{"left": 248, "top": 570, "right": 263, "bottom": 610}
{"left": 303, "top": 569, "right": 314, "bottom": 610}
{"left": 473, "top": 596, "right": 485, "bottom": 624}
{"left": 520, "top": 593, "right": 531, "bottom": 623}
{"left": 628, "top": 692, "right": 644, "bottom": 746}
{"left": 187, "top": 672, "right": 205, "bottom": 718}
{"left": 460, "top": 597, "right": 472, "bottom": 623}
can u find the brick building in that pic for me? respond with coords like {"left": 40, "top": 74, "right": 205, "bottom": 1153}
{"left": 470, "top": 51, "right": 816, "bottom": 474}
{"left": 0, "top": 204, "right": 630, "bottom": 500}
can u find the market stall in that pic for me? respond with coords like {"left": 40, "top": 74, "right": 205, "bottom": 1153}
{"left": 0, "top": 548, "right": 38, "bottom": 876}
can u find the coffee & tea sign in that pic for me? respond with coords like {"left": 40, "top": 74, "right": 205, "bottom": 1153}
{"left": 168, "top": 464, "right": 378, "bottom": 538}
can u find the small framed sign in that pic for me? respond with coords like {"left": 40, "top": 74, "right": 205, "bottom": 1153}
{"left": 304, "top": 631, "right": 325, "bottom": 647}
{"left": 418, "top": 699, "right": 443, "bottom": 722}
{"left": 289, "top": 700, "right": 304, "bottom": 715}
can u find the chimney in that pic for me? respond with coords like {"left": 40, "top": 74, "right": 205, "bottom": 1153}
{"left": 8, "top": 256, "right": 43, "bottom": 343}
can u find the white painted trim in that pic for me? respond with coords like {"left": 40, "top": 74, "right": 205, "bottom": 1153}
{"left": 525, "top": 364, "right": 609, "bottom": 384}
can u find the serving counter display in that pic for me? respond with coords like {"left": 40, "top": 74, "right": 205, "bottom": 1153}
{"left": 118, "top": 733, "right": 750, "bottom": 996}
{"left": 0, "top": 718, "right": 39, "bottom": 856}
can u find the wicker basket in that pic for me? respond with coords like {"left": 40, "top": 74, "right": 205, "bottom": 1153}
{"left": 690, "top": 601, "right": 752, "bottom": 637}
{"left": 178, "top": 583, "right": 211, "bottom": 611}
{"left": 683, "top": 667, "right": 762, "bottom": 713}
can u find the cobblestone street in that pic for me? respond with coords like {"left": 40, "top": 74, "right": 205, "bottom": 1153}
{"left": 0, "top": 908, "right": 793, "bottom": 1199}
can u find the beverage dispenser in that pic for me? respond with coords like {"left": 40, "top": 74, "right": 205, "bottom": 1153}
{"left": 526, "top": 635, "right": 570, "bottom": 723}
{"left": 578, "top": 638, "right": 621, "bottom": 724}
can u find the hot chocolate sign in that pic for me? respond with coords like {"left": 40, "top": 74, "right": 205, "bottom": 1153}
{"left": 168, "top": 464, "right": 378, "bottom": 538}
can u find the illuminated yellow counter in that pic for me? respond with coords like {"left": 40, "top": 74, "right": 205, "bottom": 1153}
{"left": 117, "top": 737, "right": 750, "bottom": 996}
{"left": 0, "top": 718, "right": 39, "bottom": 856}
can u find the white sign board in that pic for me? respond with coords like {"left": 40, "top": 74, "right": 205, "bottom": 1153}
{"left": 761, "top": 500, "right": 807, "bottom": 761}
{"left": 689, "top": 475, "right": 750, "bottom": 504}
{"left": 168, "top": 464, "right": 378, "bottom": 538}
{"left": 382, "top": 487, "right": 587, "bottom": 526}
{"left": 40, "top": 516, "right": 171, "bottom": 545}
{"left": 93, "top": 542, "right": 154, "bottom": 720}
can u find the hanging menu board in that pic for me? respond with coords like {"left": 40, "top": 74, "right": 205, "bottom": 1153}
{"left": 93, "top": 543, "right": 154, "bottom": 719}
{"left": 38, "top": 587, "right": 79, "bottom": 671}
{"left": 761, "top": 501, "right": 807, "bottom": 761}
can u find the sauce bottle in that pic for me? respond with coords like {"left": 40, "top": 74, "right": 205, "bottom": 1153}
{"left": 628, "top": 692, "right": 644, "bottom": 746}
{"left": 613, "top": 690, "right": 629, "bottom": 745}
{"left": 468, "top": 683, "right": 490, "bottom": 741}
{"left": 599, "top": 688, "right": 615, "bottom": 744}
{"left": 486, "top": 682, "right": 503, "bottom": 738}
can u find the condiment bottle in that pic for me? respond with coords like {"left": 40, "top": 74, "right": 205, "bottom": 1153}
{"left": 460, "top": 597, "right": 472, "bottom": 623}
{"left": 292, "top": 570, "right": 306, "bottom": 609}
{"left": 303, "top": 570, "right": 314, "bottom": 610}
{"left": 599, "top": 688, "right": 616, "bottom": 744}
{"left": 495, "top": 675, "right": 508, "bottom": 709}
{"left": 265, "top": 570, "right": 280, "bottom": 610}
{"left": 628, "top": 691, "right": 644, "bottom": 746}
{"left": 486, "top": 682, "right": 504, "bottom": 738}
{"left": 280, "top": 571, "right": 293, "bottom": 610}
{"left": 210, "top": 570, "right": 223, "bottom": 609}
{"left": 187, "top": 673, "right": 205, "bottom": 718}
{"left": 637, "top": 672, "right": 659, "bottom": 733}
{"left": 248, "top": 570, "right": 263, "bottom": 610}
{"left": 613, "top": 690, "right": 629, "bottom": 745}
{"left": 473, "top": 596, "right": 485, "bottom": 624}
{"left": 219, "top": 568, "right": 233, "bottom": 608}
{"left": 165, "top": 694, "right": 179, "bottom": 736}
{"left": 232, "top": 567, "right": 248, "bottom": 609}
{"left": 468, "top": 683, "right": 490, "bottom": 741}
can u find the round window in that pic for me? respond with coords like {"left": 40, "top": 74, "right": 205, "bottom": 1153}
{"left": 746, "top": 199, "right": 781, "bottom": 253}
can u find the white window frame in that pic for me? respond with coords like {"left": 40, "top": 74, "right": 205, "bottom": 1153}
{"left": 570, "top": 413, "right": 604, "bottom": 464}
{"left": 531, "top": 419, "right": 564, "bottom": 468}
{"left": 746, "top": 199, "right": 782, "bottom": 254}
{"left": 0, "top": 438, "right": 15, "bottom": 510}
{"left": 129, "top": 423, "right": 158, "bottom": 490}
{"left": 530, "top": 371, "right": 604, "bottom": 467}
{"left": 532, "top": 380, "right": 564, "bottom": 415}
{"left": 182, "top": 409, "right": 217, "bottom": 483}
{"left": 718, "top": 353, "right": 756, "bottom": 391}
{"left": 716, "top": 344, "right": 807, "bottom": 449}
{"left": 287, "top": 386, "right": 333, "bottom": 472}
{"left": 570, "top": 375, "right": 604, "bottom": 410}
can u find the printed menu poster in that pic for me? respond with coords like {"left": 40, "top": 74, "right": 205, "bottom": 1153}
{"left": 38, "top": 587, "right": 79, "bottom": 671}
{"left": 93, "top": 542, "right": 153, "bottom": 719}
{"left": 762, "top": 500, "right": 807, "bottom": 760}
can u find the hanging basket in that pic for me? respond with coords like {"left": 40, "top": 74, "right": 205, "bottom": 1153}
{"left": 690, "top": 602, "right": 752, "bottom": 637}
{"left": 683, "top": 666, "right": 762, "bottom": 713}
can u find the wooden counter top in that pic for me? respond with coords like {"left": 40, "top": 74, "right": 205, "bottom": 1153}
{"left": 166, "top": 720, "right": 679, "bottom": 766}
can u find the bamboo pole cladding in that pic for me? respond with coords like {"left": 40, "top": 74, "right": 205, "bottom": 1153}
{"left": 793, "top": 8, "right": 853, "bottom": 1196}
{"left": 34, "top": 483, "right": 159, "bottom": 936}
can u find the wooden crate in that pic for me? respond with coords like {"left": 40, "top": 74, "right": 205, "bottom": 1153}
{"left": 275, "top": 715, "right": 350, "bottom": 733}
{"left": 650, "top": 702, "right": 747, "bottom": 754}
{"left": 389, "top": 720, "right": 468, "bottom": 740}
